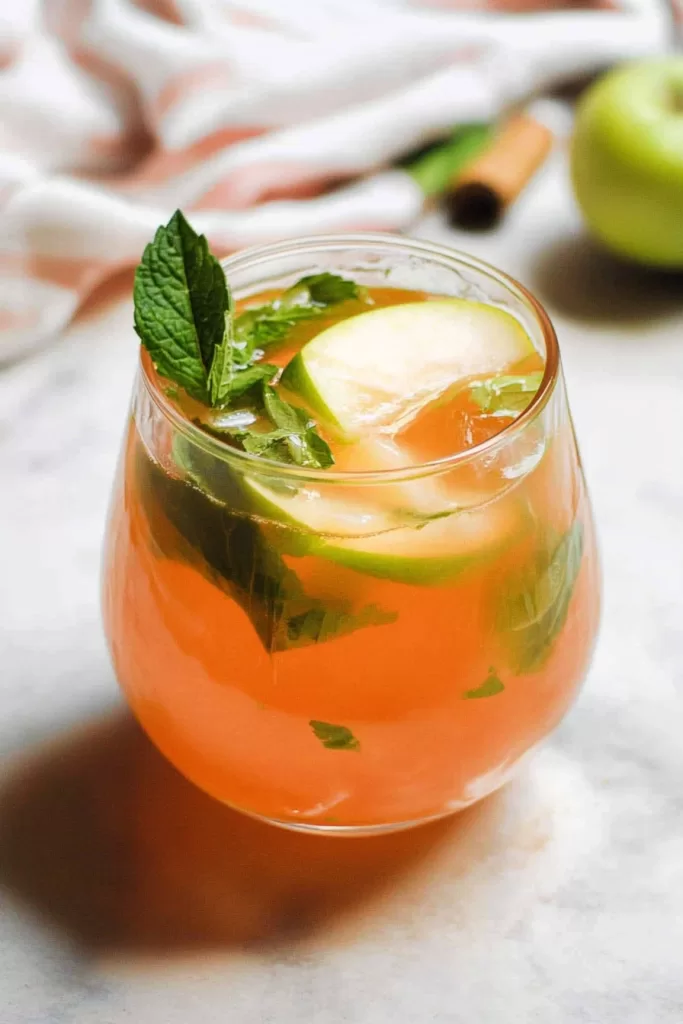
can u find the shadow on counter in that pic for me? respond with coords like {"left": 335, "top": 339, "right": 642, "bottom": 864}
{"left": 530, "top": 233, "right": 683, "bottom": 326}
{"left": 0, "top": 712, "right": 505, "bottom": 955}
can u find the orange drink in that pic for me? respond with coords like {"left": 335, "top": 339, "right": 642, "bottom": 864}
{"left": 103, "top": 229, "right": 599, "bottom": 834}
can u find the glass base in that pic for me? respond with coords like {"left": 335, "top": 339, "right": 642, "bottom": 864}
{"left": 256, "top": 806, "right": 464, "bottom": 837}
{"left": 235, "top": 747, "right": 540, "bottom": 836}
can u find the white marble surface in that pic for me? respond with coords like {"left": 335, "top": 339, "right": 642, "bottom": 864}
{"left": 1, "top": 154, "right": 682, "bottom": 1024}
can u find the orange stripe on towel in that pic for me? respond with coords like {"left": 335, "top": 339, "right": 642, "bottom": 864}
{"left": 0, "top": 252, "right": 109, "bottom": 291}
{"left": 116, "top": 125, "right": 266, "bottom": 193}
{"left": 196, "top": 164, "right": 351, "bottom": 210}
{"left": 151, "top": 62, "right": 235, "bottom": 124}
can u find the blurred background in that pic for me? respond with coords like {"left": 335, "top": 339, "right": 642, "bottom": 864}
{"left": 0, "top": 2, "right": 682, "bottom": 1023}
{"left": 0, "top": 0, "right": 680, "bottom": 361}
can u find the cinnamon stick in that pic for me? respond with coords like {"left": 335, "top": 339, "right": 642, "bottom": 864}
{"left": 445, "top": 111, "right": 554, "bottom": 230}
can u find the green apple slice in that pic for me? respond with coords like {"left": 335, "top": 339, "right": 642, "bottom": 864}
{"left": 243, "top": 474, "right": 519, "bottom": 585}
{"left": 177, "top": 439, "right": 519, "bottom": 585}
{"left": 243, "top": 434, "right": 480, "bottom": 542}
{"left": 316, "top": 500, "right": 519, "bottom": 585}
{"left": 246, "top": 476, "right": 397, "bottom": 539}
{"left": 279, "top": 299, "right": 535, "bottom": 440}
{"left": 184, "top": 437, "right": 519, "bottom": 586}
{"left": 249, "top": 298, "right": 533, "bottom": 581}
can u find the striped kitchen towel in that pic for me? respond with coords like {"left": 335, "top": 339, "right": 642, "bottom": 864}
{"left": 0, "top": 0, "right": 669, "bottom": 362}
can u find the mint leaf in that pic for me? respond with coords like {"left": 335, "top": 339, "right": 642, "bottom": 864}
{"left": 310, "top": 721, "right": 360, "bottom": 752}
{"left": 286, "top": 273, "right": 361, "bottom": 307}
{"left": 173, "top": 210, "right": 229, "bottom": 372}
{"left": 234, "top": 428, "right": 295, "bottom": 460}
{"left": 470, "top": 372, "right": 543, "bottom": 417}
{"left": 261, "top": 384, "right": 334, "bottom": 468}
{"left": 134, "top": 211, "right": 229, "bottom": 402}
{"left": 234, "top": 272, "right": 361, "bottom": 351}
{"left": 207, "top": 315, "right": 233, "bottom": 406}
{"left": 210, "top": 359, "right": 278, "bottom": 408}
{"left": 234, "top": 305, "right": 318, "bottom": 352}
{"left": 262, "top": 383, "right": 309, "bottom": 433}
{"left": 497, "top": 520, "right": 584, "bottom": 674}
{"left": 227, "top": 362, "right": 278, "bottom": 398}
{"left": 201, "top": 412, "right": 334, "bottom": 470}
{"left": 142, "top": 438, "right": 295, "bottom": 648}
{"left": 464, "top": 668, "right": 505, "bottom": 699}
{"left": 287, "top": 604, "right": 396, "bottom": 647}
{"left": 302, "top": 429, "right": 336, "bottom": 469}
{"left": 198, "top": 423, "right": 296, "bottom": 463}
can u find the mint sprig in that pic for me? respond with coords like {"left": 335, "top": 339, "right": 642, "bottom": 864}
{"left": 134, "top": 210, "right": 226, "bottom": 402}
{"left": 133, "top": 213, "right": 389, "bottom": 658}
{"left": 133, "top": 211, "right": 356, "bottom": 470}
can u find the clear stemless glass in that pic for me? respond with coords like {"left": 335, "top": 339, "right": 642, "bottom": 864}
{"left": 102, "top": 235, "right": 600, "bottom": 835}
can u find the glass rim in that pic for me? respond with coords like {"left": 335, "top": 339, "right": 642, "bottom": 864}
{"left": 139, "top": 232, "right": 560, "bottom": 485}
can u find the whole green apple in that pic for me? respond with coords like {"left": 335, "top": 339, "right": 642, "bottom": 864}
{"left": 571, "top": 59, "right": 683, "bottom": 268}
